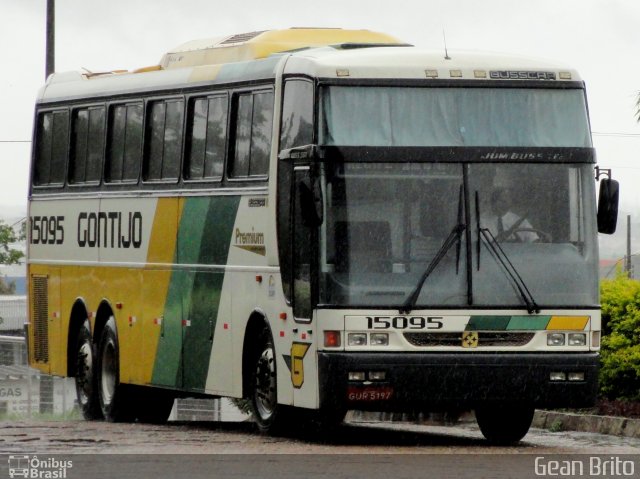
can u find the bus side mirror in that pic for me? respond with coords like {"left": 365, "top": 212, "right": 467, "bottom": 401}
{"left": 597, "top": 179, "right": 619, "bottom": 235}
{"left": 298, "top": 174, "right": 324, "bottom": 227}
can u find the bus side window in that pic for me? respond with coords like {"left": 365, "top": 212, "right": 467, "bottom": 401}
{"left": 185, "top": 95, "right": 228, "bottom": 181}
{"left": 34, "top": 109, "right": 69, "bottom": 186}
{"left": 144, "top": 98, "right": 184, "bottom": 182}
{"left": 106, "top": 102, "right": 143, "bottom": 184}
{"left": 70, "top": 106, "right": 105, "bottom": 185}
{"left": 280, "top": 80, "right": 314, "bottom": 150}
{"left": 229, "top": 89, "right": 273, "bottom": 179}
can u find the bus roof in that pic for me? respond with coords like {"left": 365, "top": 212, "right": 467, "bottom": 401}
{"left": 38, "top": 28, "right": 582, "bottom": 103}
{"left": 159, "top": 28, "right": 404, "bottom": 69}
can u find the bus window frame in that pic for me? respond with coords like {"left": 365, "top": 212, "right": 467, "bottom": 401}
{"left": 226, "top": 86, "right": 274, "bottom": 184}
{"left": 32, "top": 107, "right": 71, "bottom": 190}
{"left": 68, "top": 103, "right": 106, "bottom": 189}
{"left": 183, "top": 92, "right": 230, "bottom": 184}
{"left": 142, "top": 95, "right": 186, "bottom": 185}
{"left": 104, "top": 100, "right": 144, "bottom": 187}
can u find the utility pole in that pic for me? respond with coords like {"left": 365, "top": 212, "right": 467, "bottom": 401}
{"left": 45, "top": 0, "right": 55, "bottom": 79}
{"left": 626, "top": 215, "right": 633, "bottom": 278}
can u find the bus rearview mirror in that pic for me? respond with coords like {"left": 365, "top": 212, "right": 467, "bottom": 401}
{"left": 298, "top": 176, "right": 324, "bottom": 227}
{"left": 597, "top": 178, "right": 619, "bottom": 235}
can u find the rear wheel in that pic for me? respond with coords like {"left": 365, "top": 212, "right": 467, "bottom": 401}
{"left": 475, "top": 403, "right": 534, "bottom": 445}
{"left": 74, "top": 320, "right": 102, "bottom": 420}
{"left": 97, "top": 317, "right": 135, "bottom": 422}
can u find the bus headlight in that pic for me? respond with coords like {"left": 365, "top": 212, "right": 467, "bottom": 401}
{"left": 348, "top": 333, "right": 367, "bottom": 346}
{"left": 547, "top": 333, "right": 565, "bottom": 346}
{"left": 567, "top": 333, "right": 586, "bottom": 346}
{"left": 370, "top": 333, "right": 389, "bottom": 346}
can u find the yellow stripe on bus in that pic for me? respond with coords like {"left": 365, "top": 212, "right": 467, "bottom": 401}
{"left": 546, "top": 316, "right": 590, "bottom": 331}
{"left": 137, "top": 198, "right": 183, "bottom": 384}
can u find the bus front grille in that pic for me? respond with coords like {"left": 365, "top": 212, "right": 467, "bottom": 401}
{"left": 31, "top": 276, "right": 49, "bottom": 363}
{"left": 403, "top": 332, "right": 535, "bottom": 347}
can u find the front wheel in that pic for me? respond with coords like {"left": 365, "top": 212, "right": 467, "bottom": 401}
{"left": 475, "top": 403, "right": 534, "bottom": 445}
{"left": 249, "top": 328, "right": 291, "bottom": 434}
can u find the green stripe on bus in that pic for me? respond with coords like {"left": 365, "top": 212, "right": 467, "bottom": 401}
{"left": 466, "top": 316, "right": 511, "bottom": 331}
{"left": 152, "top": 196, "right": 240, "bottom": 390}
{"left": 506, "top": 316, "right": 551, "bottom": 330}
{"left": 467, "top": 315, "right": 552, "bottom": 331}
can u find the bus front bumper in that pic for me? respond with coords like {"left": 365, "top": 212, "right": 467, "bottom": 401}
{"left": 318, "top": 352, "right": 598, "bottom": 411}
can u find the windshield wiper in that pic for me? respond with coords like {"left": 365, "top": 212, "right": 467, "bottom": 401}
{"left": 401, "top": 186, "right": 465, "bottom": 315}
{"left": 478, "top": 227, "right": 540, "bottom": 314}
{"left": 400, "top": 224, "right": 466, "bottom": 314}
{"left": 475, "top": 192, "right": 539, "bottom": 313}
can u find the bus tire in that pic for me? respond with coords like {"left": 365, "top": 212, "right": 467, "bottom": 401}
{"left": 135, "top": 388, "right": 175, "bottom": 424}
{"left": 97, "top": 317, "right": 135, "bottom": 422}
{"left": 475, "top": 403, "right": 534, "bottom": 445}
{"left": 249, "top": 327, "right": 290, "bottom": 434}
{"left": 74, "top": 320, "right": 103, "bottom": 420}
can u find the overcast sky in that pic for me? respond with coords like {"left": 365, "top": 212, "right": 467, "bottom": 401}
{"left": 1, "top": 0, "right": 639, "bottom": 256}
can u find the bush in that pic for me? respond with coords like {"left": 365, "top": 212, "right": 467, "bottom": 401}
{"left": 599, "top": 272, "right": 640, "bottom": 401}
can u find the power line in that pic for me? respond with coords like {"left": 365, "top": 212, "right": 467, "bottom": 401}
{"left": 593, "top": 132, "right": 640, "bottom": 138}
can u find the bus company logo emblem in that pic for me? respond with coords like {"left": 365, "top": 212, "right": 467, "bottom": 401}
{"left": 283, "top": 343, "right": 311, "bottom": 388}
{"left": 234, "top": 228, "right": 266, "bottom": 256}
{"left": 248, "top": 198, "right": 267, "bottom": 208}
{"left": 462, "top": 331, "right": 479, "bottom": 348}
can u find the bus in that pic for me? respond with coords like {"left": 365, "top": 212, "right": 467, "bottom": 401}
{"left": 26, "top": 28, "right": 619, "bottom": 444}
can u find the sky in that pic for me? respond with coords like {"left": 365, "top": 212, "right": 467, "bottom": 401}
{"left": 1, "top": 0, "right": 639, "bottom": 259}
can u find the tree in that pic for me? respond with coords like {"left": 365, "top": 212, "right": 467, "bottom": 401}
{"left": 0, "top": 219, "right": 26, "bottom": 294}
{"left": 599, "top": 271, "right": 640, "bottom": 401}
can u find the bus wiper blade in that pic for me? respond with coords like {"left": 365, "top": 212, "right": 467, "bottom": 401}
{"left": 478, "top": 228, "right": 540, "bottom": 314}
{"left": 400, "top": 223, "right": 466, "bottom": 315}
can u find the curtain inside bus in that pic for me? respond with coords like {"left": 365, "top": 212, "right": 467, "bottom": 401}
{"left": 319, "top": 87, "right": 591, "bottom": 147}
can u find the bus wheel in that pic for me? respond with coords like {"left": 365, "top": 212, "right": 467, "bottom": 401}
{"left": 135, "top": 388, "right": 175, "bottom": 424}
{"left": 475, "top": 403, "right": 534, "bottom": 445}
{"left": 97, "top": 317, "right": 134, "bottom": 422}
{"left": 250, "top": 328, "right": 288, "bottom": 433}
{"left": 74, "top": 320, "right": 102, "bottom": 420}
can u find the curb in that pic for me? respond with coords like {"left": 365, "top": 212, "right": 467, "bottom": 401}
{"left": 533, "top": 410, "right": 640, "bottom": 438}
{"left": 347, "top": 410, "right": 640, "bottom": 439}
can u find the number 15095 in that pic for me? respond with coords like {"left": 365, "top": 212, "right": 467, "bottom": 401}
{"left": 366, "top": 316, "right": 443, "bottom": 330}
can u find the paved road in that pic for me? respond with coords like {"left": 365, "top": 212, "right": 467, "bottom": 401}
{"left": 1, "top": 419, "right": 639, "bottom": 478}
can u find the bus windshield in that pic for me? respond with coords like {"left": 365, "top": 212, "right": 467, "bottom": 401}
{"left": 318, "top": 162, "right": 598, "bottom": 308}
{"left": 319, "top": 86, "right": 591, "bottom": 147}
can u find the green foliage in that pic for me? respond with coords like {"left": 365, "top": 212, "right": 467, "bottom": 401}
{"left": 599, "top": 272, "right": 640, "bottom": 401}
{"left": 549, "top": 420, "right": 563, "bottom": 432}
{"left": 0, "top": 219, "right": 25, "bottom": 266}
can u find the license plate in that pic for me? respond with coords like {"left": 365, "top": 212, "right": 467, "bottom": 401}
{"left": 347, "top": 386, "right": 393, "bottom": 401}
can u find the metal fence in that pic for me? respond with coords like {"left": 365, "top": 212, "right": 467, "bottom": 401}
{"left": 0, "top": 295, "right": 27, "bottom": 333}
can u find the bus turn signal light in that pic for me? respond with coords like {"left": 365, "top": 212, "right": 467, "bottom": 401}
{"left": 324, "top": 331, "right": 341, "bottom": 348}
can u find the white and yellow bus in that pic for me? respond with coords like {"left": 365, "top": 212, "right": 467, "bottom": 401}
{"left": 27, "top": 28, "right": 618, "bottom": 443}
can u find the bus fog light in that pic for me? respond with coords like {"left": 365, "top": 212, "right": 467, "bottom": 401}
{"left": 369, "top": 371, "right": 386, "bottom": 381}
{"left": 568, "top": 372, "right": 585, "bottom": 382}
{"left": 348, "top": 333, "right": 367, "bottom": 346}
{"left": 550, "top": 372, "right": 566, "bottom": 381}
{"left": 348, "top": 372, "right": 366, "bottom": 381}
{"left": 324, "top": 331, "right": 341, "bottom": 348}
{"left": 591, "top": 331, "right": 601, "bottom": 348}
{"left": 547, "top": 333, "right": 565, "bottom": 346}
{"left": 568, "top": 333, "right": 586, "bottom": 346}
{"left": 370, "top": 333, "right": 389, "bottom": 346}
